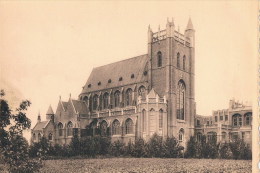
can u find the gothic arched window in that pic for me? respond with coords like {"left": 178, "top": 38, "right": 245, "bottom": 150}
{"left": 183, "top": 55, "right": 186, "bottom": 70}
{"left": 196, "top": 132, "right": 202, "bottom": 142}
{"left": 125, "top": 118, "right": 134, "bottom": 134}
{"left": 207, "top": 132, "right": 217, "bottom": 142}
{"left": 112, "top": 119, "right": 120, "bottom": 135}
{"left": 233, "top": 114, "right": 242, "bottom": 126}
{"left": 157, "top": 51, "right": 162, "bottom": 67}
{"left": 33, "top": 133, "right": 36, "bottom": 141}
{"left": 100, "top": 120, "right": 108, "bottom": 136}
{"left": 142, "top": 109, "right": 146, "bottom": 132}
{"left": 138, "top": 86, "right": 146, "bottom": 100}
{"left": 159, "top": 109, "right": 163, "bottom": 129}
{"left": 89, "top": 96, "right": 92, "bottom": 111}
{"left": 93, "top": 94, "right": 98, "bottom": 111}
{"left": 38, "top": 133, "right": 42, "bottom": 140}
{"left": 244, "top": 112, "right": 252, "bottom": 126}
{"left": 58, "top": 123, "right": 63, "bottom": 136}
{"left": 114, "top": 91, "right": 120, "bottom": 107}
{"left": 67, "top": 121, "right": 73, "bottom": 136}
{"left": 177, "top": 80, "right": 185, "bottom": 120}
{"left": 179, "top": 128, "right": 184, "bottom": 142}
{"left": 83, "top": 96, "right": 88, "bottom": 106}
{"left": 103, "top": 92, "right": 109, "bottom": 109}
{"left": 48, "top": 133, "right": 53, "bottom": 141}
{"left": 126, "top": 88, "right": 132, "bottom": 106}
{"left": 177, "top": 52, "right": 180, "bottom": 68}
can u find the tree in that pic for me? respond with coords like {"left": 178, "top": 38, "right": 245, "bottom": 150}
{"left": 0, "top": 89, "right": 42, "bottom": 172}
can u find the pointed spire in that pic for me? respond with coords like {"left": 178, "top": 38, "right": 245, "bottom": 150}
{"left": 37, "top": 111, "right": 41, "bottom": 123}
{"left": 69, "top": 93, "right": 71, "bottom": 98}
{"left": 186, "top": 17, "right": 194, "bottom": 30}
{"left": 59, "top": 95, "right": 61, "bottom": 100}
{"left": 171, "top": 17, "right": 175, "bottom": 26}
{"left": 46, "top": 105, "right": 54, "bottom": 115}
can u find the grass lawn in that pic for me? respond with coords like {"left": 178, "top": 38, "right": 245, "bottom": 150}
{"left": 39, "top": 158, "right": 251, "bottom": 173}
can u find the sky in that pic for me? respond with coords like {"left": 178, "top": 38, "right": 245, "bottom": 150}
{"left": 0, "top": 1, "right": 257, "bottom": 139}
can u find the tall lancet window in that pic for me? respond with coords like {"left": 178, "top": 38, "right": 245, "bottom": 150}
{"left": 93, "top": 94, "right": 98, "bottom": 111}
{"left": 114, "top": 91, "right": 120, "bottom": 107}
{"left": 177, "top": 80, "right": 185, "bottom": 120}
{"left": 183, "top": 55, "right": 186, "bottom": 70}
{"left": 159, "top": 109, "right": 163, "bottom": 129}
{"left": 126, "top": 88, "right": 132, "bottom": 106}
{"left": 103, "top": 92, "right": 109, "bottom": 109}
{"left": 157, "top": 51, "right": 162, "bottom": 67}
{"left": 177, "top": 52, "right": 180, "bottom": 68}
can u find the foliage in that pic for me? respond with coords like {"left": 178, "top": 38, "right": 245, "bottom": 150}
{"left": 0, "top": 89, "right": 42, "bottom": 172}
{"left": 163, "top": 136, "right": 182, "bottom": 158}
{"left": 131, "top": 138, "right": 148, "bottom": 157}
{"left": 109, "top": 140, "right": 126, "bottom": 157}
{"left": 147, "top": 133, "right": 164, "bottom": 157}
{"left": 185, "top": 136, "right": 197, "bottom": 158}
{"left": 219, "top": 142, "right": 232, "bottom": 159}
{"left": 229, "top": 138, "right": 252, "bottom": 160}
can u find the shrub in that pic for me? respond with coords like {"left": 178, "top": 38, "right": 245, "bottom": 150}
{"left": 131, "top": 138, "right": 148, "bottom": 157}
{"left": 109, "top": 140, "right": 126, "bottom": 157}
{"left": 185, "top": 136, "right": 197, "bottom": 158}
{"left": 163, "top": 136, "right": 181, "bottom": 158}
{"left": 147, "top": 133, "right": 164, "bottom": 157}
{"left": 219, "top": 142, "right": 232, "bottom": 159}
{"left": 229, "top": 138, "right": 252, "bottom": 160}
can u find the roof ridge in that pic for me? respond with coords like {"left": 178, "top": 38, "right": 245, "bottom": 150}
{"left": 93, "top": 54, "right": 147, "bottom": 69}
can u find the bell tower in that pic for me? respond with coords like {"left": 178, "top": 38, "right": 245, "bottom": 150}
{"left": 147, "top": 17, "right": 195, "bottom": 143}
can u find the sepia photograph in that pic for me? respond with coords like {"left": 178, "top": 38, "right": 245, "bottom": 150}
{"left": 0, "top": 1, "right": 258, "bottom": 172}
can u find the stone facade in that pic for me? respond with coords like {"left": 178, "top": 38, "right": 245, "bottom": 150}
{"left": 195, "top": 99, "right": 252, "bottom": 145}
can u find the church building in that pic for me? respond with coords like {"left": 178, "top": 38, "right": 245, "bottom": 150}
{"left": 32, "top": 18, "right": 196, "bottom": 146}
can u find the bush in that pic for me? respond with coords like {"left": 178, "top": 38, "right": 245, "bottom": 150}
{"left": 163, "top": 136, "right": 182, "bottom": 158}
{"left": 147, "top": 133, "right": 164, "bottom": 157}
{"left": 109, "top": 140, "right": 126, "bottom": 157}
{"left": 131, "top": 138, "right": 148, "bottom": 157}
{"left": 229, "top": 138, "right": 252, "bottom": 160}
{"left": 219, "top": 142, "right": 232, "bottom": 159}
{"left": 185, "top": 136, "right": 197, "bottom": 158}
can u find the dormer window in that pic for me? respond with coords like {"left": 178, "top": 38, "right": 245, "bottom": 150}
{"left": 88, "top": 84, "right": 91, "bottom": 88}
{"left": 119, "top": 77, "right": 123, "bottom": 81}
{"left": 108, "top": 79, "right": 112, "bottom": 83}
{"left": 131, "top": 74, "right": 135, "bottom": 78}
{"left": 143, "top": 71, "right": 147, "bottom": 76}
{"left": 98, "top": 82, "right": 101, "bottom": 86}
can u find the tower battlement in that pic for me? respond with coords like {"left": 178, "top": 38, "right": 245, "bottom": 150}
{"left": 148, "top": 18, "right": 194, "bottom": 47}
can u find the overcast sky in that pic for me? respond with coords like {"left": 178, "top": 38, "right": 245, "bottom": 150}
{"left": 0, "top": 1, "right": 257, "bottom": 139}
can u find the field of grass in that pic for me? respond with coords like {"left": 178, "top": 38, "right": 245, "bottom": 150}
{"left": 39, "top": 158, "right": 251, "bottom": 173}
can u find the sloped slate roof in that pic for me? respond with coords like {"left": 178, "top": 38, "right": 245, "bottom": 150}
{"left": 81, "top": 54, "right": 148, "bottom": 94}
{"left": 62, "top": 102, "right": 68, "bottom": 110}
{"left": 32, "top": 121, "right": 49, "bottom": 131}
{"left": 71, "top": 99, "right": 89, "bottom": 114}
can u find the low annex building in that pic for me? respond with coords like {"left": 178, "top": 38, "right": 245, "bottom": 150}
{"left": 195, "top": 99, "right": 252, "bottom": 145}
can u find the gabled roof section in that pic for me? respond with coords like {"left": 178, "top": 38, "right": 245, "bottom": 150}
{"left": 147, "top": 88, "right": 158, "bottom": 98}
{"left": 81, "top": 54, "right": 148, "bottom": 93}
{"left": 32, "top": 121, "right": 49, "bottom": 131}
{"left": 62, "top": 101, "right": 68, "bottom": 111}
{"left": 46, "top": 105, "right": 54, "bottom": 115}
{"left": 71, "top": 99, "right": 89, "bottom": 114}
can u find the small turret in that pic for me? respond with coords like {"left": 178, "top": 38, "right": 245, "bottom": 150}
{"left": 37, "top": 112, "right": 41, "bottom": 123}
{"left": 185, "top": 17, "right": 195, "bottom": 47}
{"left": 148, "top": 25, "right": 153, "bottom": 44}
{"left": 46, "top": 105, "right": 54, "bottom": 121}
{"left": 166, "top": 17, "right": 175, "bottom": 37}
